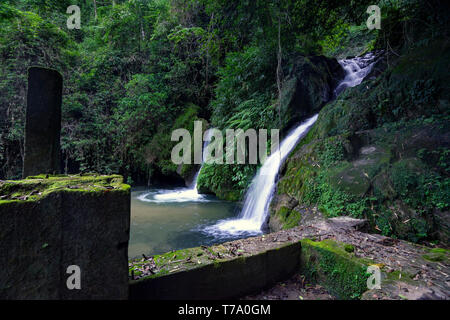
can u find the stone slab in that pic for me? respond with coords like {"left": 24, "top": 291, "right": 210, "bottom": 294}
{"left": 23, "top": 67, "right": 63, "bottom": 178}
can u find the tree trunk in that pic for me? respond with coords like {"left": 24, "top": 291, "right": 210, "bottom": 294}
{"left": 93, "top": 0, "right": 98, "bottom": 20}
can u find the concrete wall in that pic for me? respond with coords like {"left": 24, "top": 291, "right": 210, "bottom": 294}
{"left": 130, "top": 241, "right": 302, "bottom": 300}
{"left": 0, "top": 175, "right": 130, "bottom": 300}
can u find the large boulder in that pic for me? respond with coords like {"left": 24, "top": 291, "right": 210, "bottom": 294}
{"left": 280, "top": 55, "right": 345, "bottom": 130}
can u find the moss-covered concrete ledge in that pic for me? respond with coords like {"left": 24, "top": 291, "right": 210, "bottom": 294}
{"left": 299, "top": 239, "right": 371, "bottom": 299}
{"left": 0, "top": 174, "right": 131, "bottom": 299}
{"left": 129, "top": 215, "right": 449, "bottom": 300}
{"left": 295, "top": 217, "right": 449, "bottom": 300}
{"left": 0, "top": 174, "right": 129, "bottom": 203}
{"left": 129, "top": 238, "right": 302, "bottom": 300}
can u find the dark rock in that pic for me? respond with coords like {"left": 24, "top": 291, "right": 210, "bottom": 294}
{"left": 358, "top": 50, "right": 387, "bottom": 82}
{"left": 178, "top": 164, "right": 200, "bottom": 188}
{"left": 269, "top": 194, "right": 300, "bottom": 231}
{"left": 432, "top": 209, "right": 450, "bottom": 244}
{"left": 23, "top": 67, "right": 63, "bottom": 178}
{"left": 280, "top": 55, "right": 345, "bottom": 131}
{"left": 328, "top": 217, "right": 369, "bottom": 232}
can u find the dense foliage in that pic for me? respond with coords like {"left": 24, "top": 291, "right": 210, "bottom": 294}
{"left": 0, "top": 0, "right": 377, "bottom": 183}
{"left": 0, "top": 0, "right": 449, "bottom": 244}
{"left": 272, "top": 0, "right": 450, "bottom": 244}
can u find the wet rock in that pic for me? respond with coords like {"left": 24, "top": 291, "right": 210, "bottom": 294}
{"left": 328, "top": 216, "right": 369, "bottom": 232}
{"left": 280, "top": 55, "right": 344, "bottom": 131}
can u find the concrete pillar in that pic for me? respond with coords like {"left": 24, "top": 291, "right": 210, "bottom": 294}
{"left": 23, "top": 67, "right": 62, "bottom": 178}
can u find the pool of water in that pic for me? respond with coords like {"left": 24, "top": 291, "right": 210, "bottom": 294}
{"left": 129, "top": 187, "right": 258, "bottom": 258}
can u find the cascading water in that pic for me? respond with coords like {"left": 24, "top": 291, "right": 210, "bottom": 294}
{"left": 138, "top": 130, "right": 213, "bottom": 203}
{"left": 203, "top": 52, "right": 380, "bottom": 237}
{"left": 334, "top": 51, "right": 379, "bottom": 97}
{"left": 203, "top": 115, "right": 318, "bottom": 237}
{"left": 131, "top": 129, "right": 237, "bottom": 257}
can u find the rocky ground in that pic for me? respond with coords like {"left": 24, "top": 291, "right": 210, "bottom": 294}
{"left": 241, "top": 211, "right": 449, "bottom": 300}
{"left": 129, "top": 209, "right": 449, "bottom": 300}
{"left": 243, "top": 273, "right": 335, "bottom": 300}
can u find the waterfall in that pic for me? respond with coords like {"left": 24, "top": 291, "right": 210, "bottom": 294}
{"left": 239, "top": 115, "right": 318, "bottom": 225}
{"left": 204, "top": 52, "right": 379, "bottom": 237}
{"left": 334, "top": 51, "right": 378, "bottom": 97}
{"left": 203, "top": 115, "right": 317, "bottom": 236}
{"left": 138, "top": 129, "right": 213, "bottom": 203}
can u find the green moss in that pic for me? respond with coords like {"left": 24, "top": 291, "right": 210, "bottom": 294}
{"left": 383, "top": 269, "right": 416, "bottom": 285}
{"left": 280, "top": 208, "right": 302, "bottom": 230}
{"left": 276, "top": 90, "right": 449, "bottom": 243}
{"left": 144, "top": 103, "right": 205, "bottom": 182}
{"left": 300, "top": 239, "right": 371, "bottom": 299}
{"left": 0, "top": 174, "right": 129, "bottom": 205}
{"left": 220, "top": 190, "right": 241, "bottom": 202}
{"left": 197, "top": 163, "right": 256, "bottom": 201}
{"left": 277, "top": 207, "right": 291, "bottom": 220}
{"left": 422, "top": 248, "right": 449, "bottom": 262}
{"left": 344, "top": 244, "right": 355, "bottom": 253}
{"left": 128, "top": 245, "right": 230, "bottom": 280}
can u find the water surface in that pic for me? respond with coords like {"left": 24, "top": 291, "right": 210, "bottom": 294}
{"left": 129, "top": 187, "right": 243, "bottom": 258}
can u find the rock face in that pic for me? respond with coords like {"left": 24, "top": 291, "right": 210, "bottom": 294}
{"left": 0, "top": 175, "right": 131, "bottom": 299}
{"left": 272, "top": 41, "right": 450, "bottom": 244}
{"left": 280, "top": 55, "right": 344, "bottom": 131}
{"left": 23, "top": 67, "right": 63, "bottom": 178}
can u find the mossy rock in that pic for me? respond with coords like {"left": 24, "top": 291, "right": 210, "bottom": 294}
{"left": 196, "top": 162, "right": 256, "bottom": 201}
{"left": 274, "top": 41, "right": 450, "bottom": 243}
{"left": 147, "top": 103, "right": 207, "bottom": 185}
{"left": 300, "top": 239, "right": 371, "bottom": 299}
{"left": 269, "top": 194, "right": 302, "bottom": 231}
{"left": 280, "top": 55, "right": 344, "bottom": 130}
{"left": 344, "top": 244, "right": 355, "bottom": 253}
{"left": 0, "top": 174, "right": 130, "bottom": 204}
{"left": 422, "top": 248, "right": 449, "bottom": 263}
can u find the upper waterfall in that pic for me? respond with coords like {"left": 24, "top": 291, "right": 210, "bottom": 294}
{"left": 334, "top": 51, "right": 378, "bottom": 97}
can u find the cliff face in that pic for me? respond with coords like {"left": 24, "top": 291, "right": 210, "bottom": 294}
{"left": 270, "top": 40, "right": 450, "bottom": 244}
{"left": 279, "top": 55, "right": 345, "bottom": 131}
{"left": 0, "top": 174, "right": 130, "bottom": 299}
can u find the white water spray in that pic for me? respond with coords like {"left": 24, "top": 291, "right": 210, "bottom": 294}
{"left": 138, "top": 130, "right": 213, "bottom": 203}
{"left": 204, "top": 115, "right": 318, "bottom": 236}
{"left": 334, "top": 51, "right": 378, "bottom": 97}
